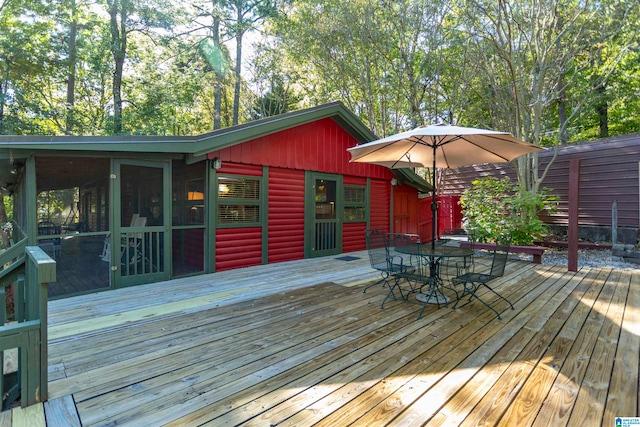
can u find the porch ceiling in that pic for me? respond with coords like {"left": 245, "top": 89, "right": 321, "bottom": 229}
{"left": 35, "top": 156, "right": 110, "bottom": 192}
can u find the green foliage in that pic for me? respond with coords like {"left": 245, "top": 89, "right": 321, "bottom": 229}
{"left": 460, "top": 177, "right": 558, "bottom": 246}
{"left": 0, "top": 0, "right": 637, "bottom": 148}
{"left": 37, "top": 190, "right": 73, "bottom": 223}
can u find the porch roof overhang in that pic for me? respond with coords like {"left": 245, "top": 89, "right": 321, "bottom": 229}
{"left": 0, "top": 101, "right": 432, "bottom": 194}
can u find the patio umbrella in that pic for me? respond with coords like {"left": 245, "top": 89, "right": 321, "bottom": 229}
{"left": 347, "top": 124, "right": 545, "bottom": 250}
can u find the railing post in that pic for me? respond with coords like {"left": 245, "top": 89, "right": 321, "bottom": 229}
{"left": 568, "top": 159, "right": 580, "bottom": 272}
{"left": 24, "top": 246, "right": 54, "bottom": 406}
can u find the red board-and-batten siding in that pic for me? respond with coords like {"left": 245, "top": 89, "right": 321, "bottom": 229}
{"left": 208, "top": 117, "right": 395, "bottom": 271}
{"left": 441, "top": 135, "right": 640, "bottom": 228}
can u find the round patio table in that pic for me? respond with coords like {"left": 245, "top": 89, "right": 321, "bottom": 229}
{"left": 394, "top": 243, "right": 473, "bottom": 304}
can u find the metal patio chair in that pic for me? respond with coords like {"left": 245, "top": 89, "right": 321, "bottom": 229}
{"left": 387, "top": 232, "right": 421, "bottom": 268}
{"left": 455, "top": 228, "right": 477, "bottom": 276}
{"left": 451, "top": 240, "right": 513, "bottom": 320}
{"left": 38, "top": 221, "right": 62, "bottom": 259}
{"left": 363, "top": 229, "right": 410, "bottom": 293}
{"left": 381, "top": 237, "right": 445, "bottom": 319}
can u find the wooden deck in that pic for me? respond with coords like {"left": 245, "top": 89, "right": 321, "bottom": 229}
{"left": 3, "top": 250, "right": 640, "bottom": 426}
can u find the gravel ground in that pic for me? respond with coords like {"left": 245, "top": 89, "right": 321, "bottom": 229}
{"left": 509, "top": 247, "right": 640, "bottom": 270}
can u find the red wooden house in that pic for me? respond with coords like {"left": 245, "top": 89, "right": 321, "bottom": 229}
{"left": 0, "top": 102, "right": 431, "bottom": 297}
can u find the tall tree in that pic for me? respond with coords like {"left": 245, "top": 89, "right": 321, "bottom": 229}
{"left": 193, "top": 0, "right": 230, "bottom": 129}
{"left": 65, "top": 0, "right": 78, "bottom": 134}
{"left": 271, "top": 0, "right": 473, "bottom": 136}
{"left": 103, "top": 0, "right": 176, "bottom": 134}
{"left": 461, "top": 0, "right": 638, "bottom": 196}
{"left": 0, "top": 0, "right": 55, "bottom": 134}
{"left": 226, "top": 0, "right": 277, "bottom": 125}
{"left": 248, "top": 42, "right": 301, "bottom": 119}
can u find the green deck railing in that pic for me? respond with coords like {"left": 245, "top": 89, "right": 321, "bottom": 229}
{"left": 0, "top": 223, "right": 53, "bottom": 409}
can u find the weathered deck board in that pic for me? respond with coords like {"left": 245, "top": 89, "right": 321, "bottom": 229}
{"left": 4, "top": 249, "right": 638, "bottom": 426}
{"left": 43, "top": 396, "right": 81, "bottom": 427}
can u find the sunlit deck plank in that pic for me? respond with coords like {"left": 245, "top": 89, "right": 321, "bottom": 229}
{"left": 377, "top": 266, "right": 586, "bottom": 427}
{"left": 295, "top": 264, "right": 560, "bottom": 427}
{"left": 603, "top": 269, "right": 640, "bottom": 420}
{"left": 530, "top": 268, "right": 619, "bottom": 426}
{"left": 568, "top": 268, "right": 631, "bottom": 426}
{"left": 462, "top": 267, "right": 617, "bottom": 427}
{"left": 427, "top": 266, "right": 601, "bottom": 427}
{"left": 500, "top": 268, "right": 621, "bottom": 426}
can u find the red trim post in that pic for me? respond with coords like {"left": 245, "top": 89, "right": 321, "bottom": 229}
{"left": 568, "top": 159, "right": 580, "bottom": 272}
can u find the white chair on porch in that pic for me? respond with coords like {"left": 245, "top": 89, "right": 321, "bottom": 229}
{"left": 100, "top": 214, "right": 145, "bottom": 262}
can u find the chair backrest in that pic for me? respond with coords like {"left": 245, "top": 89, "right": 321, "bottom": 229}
{"left": 38, "top": 221, "right": 59, "bottom": 236}
{"left": 365, "top": 229, "right": 389, "bottom": 271}
{"left": 489, "top": 242, "right": 510, "bottom": 278}
{"left": 387, "top": 233, "right": 426, "bottom": 276}
{"left": 132, "top": 216, "right": 147, "bottom": 228}
{"left": 386, "top": 233, "right": 419, "bottom": 251}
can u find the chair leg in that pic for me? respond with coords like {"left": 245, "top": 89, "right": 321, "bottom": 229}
{"left": 453, "top": 281, "right": 510, "bottom": 320}
{"left": 481, "top": 283, "right": 514, "bottom": 310}
{"left": 438, "top": 278, "right": 459, "bottom": 304}
{"left": 381, "top": 276, "right": 405, "bottom": 308}
{"left": 416, "top": 284, "right": 437, "bottom": 319}
{"left": 364, "top": 271, "right": 388, "bottom": 293}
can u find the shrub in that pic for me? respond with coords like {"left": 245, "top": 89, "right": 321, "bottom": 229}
{"left": 460, "top": 177, "right": 557, "bottom": 246}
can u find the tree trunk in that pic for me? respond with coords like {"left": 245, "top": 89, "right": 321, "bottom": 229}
{"left": 596, "top": 83, "right": 609, "bottom": 138}
{"left": 212, "top": 13, "right": 222, "bottom": 130}
{"left": 557, "top": 76, "right": 568, "bottom": 145}
{"left": 233, "top": 28, "right": 243, "bottom": 126}
{"left": 109, "top": 0, "right": 128, "bottom": 134}
{"left": 66, "top": 0, "right": 78, "bottom": 134}
{"left": 0, "top": 80, "right": 4, "bottom": 133}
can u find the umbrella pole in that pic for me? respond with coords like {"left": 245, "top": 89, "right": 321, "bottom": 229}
{"left": 431, "top": 148, "right": 437, "bottom": 251}
{"left": 430, "top": 147, "right": 438, "bottom": 279}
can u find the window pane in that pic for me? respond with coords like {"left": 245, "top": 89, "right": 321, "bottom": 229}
{"left": 344, "top": 186, "right": 365, "bottom": 203}
{"left": 219, "top": 177, "right": 260, "bottom": 200}
{"left": 315, "top": 179, "right": 337, "bottom": 219}
{"left": 218, "top": 205, "right": 259, "bottom": 224}
{"left": 345, "top": 206, "right": 366, "bottom": 221}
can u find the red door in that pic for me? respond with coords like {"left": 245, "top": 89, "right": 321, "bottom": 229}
{"left": 393, "top": 186, "right": 421, "bottom": 236}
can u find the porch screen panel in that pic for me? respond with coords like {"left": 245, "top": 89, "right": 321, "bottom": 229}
{"left": 172, "top": 160, "right": 206, "bottom": 277}
{"left": 119, "top": 164, "right": 165, "bottom": 280}
{"left": 35, "top": 156, "right": 111, "bottom": 297}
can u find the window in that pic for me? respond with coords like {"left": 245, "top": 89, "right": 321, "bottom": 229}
{"left": 344, "top": 185, "right": 366, "bottom": 222}
{"left": 218, "top": 176, "right": 261, "bottom": 225}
